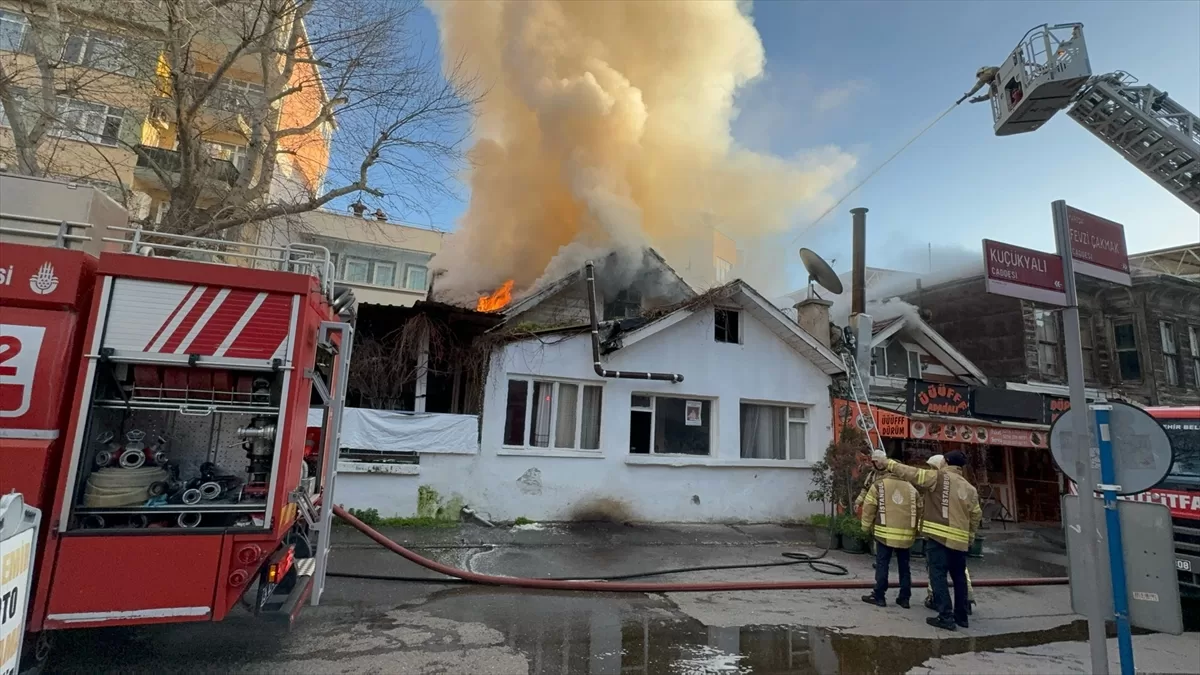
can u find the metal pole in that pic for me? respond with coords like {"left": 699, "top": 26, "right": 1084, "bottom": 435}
{"left": 1093, "top": 403, "right": 1135, "bottom": 675}
{"left": 1052, "top": 199, "right": 1109, "bottom": 675}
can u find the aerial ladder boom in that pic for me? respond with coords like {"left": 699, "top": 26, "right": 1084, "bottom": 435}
{"left": 982, "top": 23, "right": 1200, "bottom": 214}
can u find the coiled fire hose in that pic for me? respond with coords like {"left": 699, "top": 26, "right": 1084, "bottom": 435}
{"left": 331, "top": 505, "right": 1068, "bottom": 592}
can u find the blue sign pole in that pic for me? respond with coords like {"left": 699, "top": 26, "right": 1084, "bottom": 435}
{"left": 1092, "top": 403, "right": 1134, "bottom": 675}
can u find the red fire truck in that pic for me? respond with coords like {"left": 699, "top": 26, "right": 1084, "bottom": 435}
{"left": 0, "top": 176, "right": 354, "bottom": 672}
{"left": 1137, "top": 407, "right": 1200, "bottom": 599}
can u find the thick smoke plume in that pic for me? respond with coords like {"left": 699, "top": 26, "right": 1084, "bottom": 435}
{"left": 428, "top": 0, "right": 855, "bottom": 304}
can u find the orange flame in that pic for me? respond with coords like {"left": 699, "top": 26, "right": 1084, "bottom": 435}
{"left": 476, "top": 280, "right": 514, "bottom": 312}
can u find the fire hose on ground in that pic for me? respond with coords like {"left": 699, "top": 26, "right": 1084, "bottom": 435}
{"left": 330, "top": 505, "right": 1069, "bottom": 592}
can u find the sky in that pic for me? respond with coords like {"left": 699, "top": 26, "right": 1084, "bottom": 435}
{"left": 371, "top": 0, "right": 1200, "bottom": 292}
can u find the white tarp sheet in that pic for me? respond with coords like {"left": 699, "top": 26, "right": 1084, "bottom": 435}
{"left": 307, "top": 407, "right": 478, "bottom": 454}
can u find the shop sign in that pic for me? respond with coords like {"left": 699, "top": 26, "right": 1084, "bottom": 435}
{"left": 908, "top": 420, "right": 1048, "bottom": 449}
{"left": 907, "top": 380, "right": 970, "bottom": 417}
{"left": 1120, "top": 489, "right": 1200, "bottom": 520}
{"left": 833, "top": 399, "right": 909, "bottom": 442}
{"left": 1044, "top": 395, "right": 1071, "bottom": 424}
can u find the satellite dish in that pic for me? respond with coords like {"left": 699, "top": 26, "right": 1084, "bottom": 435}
{"left": 799, "top": 248, "right": 843, "bottom": 299}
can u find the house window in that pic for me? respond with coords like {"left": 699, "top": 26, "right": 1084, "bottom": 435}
{"left": 740, "top": 403, "right": 808, "bottom": 460}
{"left": 0, "top": 9, "right": 28, "bottom": 52}
{"left": 1079, "top": 314, "right": 1097, "bottom": 381}
{"left": 1190, "top": 326, "right": 1200, "bottom": 388}
{"left": 604, "top": 289, "right": 642, "bottom": 320}
{"left": 405, "top": 265, "right": 428, "bottom": 291}
{"left": 629, "top": 394, "right": 711, "bottom": 456}
{"left": 1034, "top": 309, "right": 1061, "bottom": 377}
{"left": 343, "top": 257, "right": 370, "bottom": 283}
{"left": 373, "top": 261, "right": 397, "bottom": 287}
{"left": 502, "top": 378, "right": 603, "bottom": 451}
{"left": 62, "top": 28, "right": 136, "bottom": 75}
{"left": 3, "top": 94, "right": 127, "bottom": 147}
{"left": 714, "top": 309, "right": 740, "bottom": 343}
{"left": 1113, "top": 320, "right": 1141, "bottom": 381}
{"left": 882, "top": 340, "right": 921, "bottom": 379}
{"left": 1161, "top": 321, "right": 1180, "bottom": 387}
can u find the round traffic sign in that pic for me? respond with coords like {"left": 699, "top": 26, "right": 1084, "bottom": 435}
{"left": 1049, "top": 401, "right": 1174, "bottom": 496}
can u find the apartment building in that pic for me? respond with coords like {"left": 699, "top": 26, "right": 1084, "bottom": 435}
{"left": 292, "top": 207, "right": 443, "bottom": 307}
{"left": 0, "top": 1, "right": 330, "bottom": 227}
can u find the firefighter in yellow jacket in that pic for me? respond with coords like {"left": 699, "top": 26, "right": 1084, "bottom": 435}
{"left": 920, "top": 455, "right": 976, "bottom": 613}
{"left": 859, "top": 465, "right": 921, "bottom": 608}
{"left": 872, "top": 449, "right": 982, "bottom": 631}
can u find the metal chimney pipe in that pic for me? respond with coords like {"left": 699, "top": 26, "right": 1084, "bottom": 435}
{"left": 584, "top": 261, "right": 684, "bottom": 383}
{"left": 850, "top": 207, "right": 868, "bottom": 316}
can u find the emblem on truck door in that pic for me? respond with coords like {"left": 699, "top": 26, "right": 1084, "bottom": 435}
{"left": 29, "top": 262, "right": 59, "bottom": 295}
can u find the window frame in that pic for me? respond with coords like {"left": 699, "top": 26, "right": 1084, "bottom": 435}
{"left": 1160, "top": 321, "right": 1180, "bottom": 387}
{"left": 61, "top": 27, "right": 136, "bottom": 76}
{"left": 1111, "top": 318, "right": 1142, "bottom": 382}
{"left": 1190, "top": 326, "right": 1200, "bottom": 389}
{"left": 738, "top": 400, "right": 809, "bottom": 461}
{"left": 0, "top": 9, "right": 29, "bottom": 53}
{"left": 502, "top": 376, "right": 603, "bottom": 453}
{"left": 373, "top": 260, "right": 397, "bottom": 287}
{"left": 1079, "top": 313, "right": 1097, "bottom": 381}
{"left": 405, "top": 264, "right": 429, "bottom": 291}
{"left": 714, "top": 307, "right": 741, "bottom": 344}
{"left": 628, "top": 393, "right": 714, "bottom": 457}
{"left": 1034, "top": 309, "right": 1062, "bottom": 377}
{"left": 342, "top": 256, "right": 371, "bottom": 284}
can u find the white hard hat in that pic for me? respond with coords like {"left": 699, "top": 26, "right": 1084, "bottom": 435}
{"left": 927, "top": 454, "right": 946, "bottom": 469}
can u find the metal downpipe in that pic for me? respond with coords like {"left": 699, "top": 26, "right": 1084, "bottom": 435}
{"left": 584, "top": 261, "right": 684, "bottom": 383}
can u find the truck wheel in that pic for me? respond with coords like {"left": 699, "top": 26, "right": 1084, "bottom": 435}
{"left": 17, "top": 631, "right": 52, "bottom": 675}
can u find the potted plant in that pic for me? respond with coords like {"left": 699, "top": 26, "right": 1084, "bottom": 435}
{"left": 809, "top": 513, "right": 840, "bottom": 549}
{"left": 839, "top": 515, "right": 870, "bottom": 554}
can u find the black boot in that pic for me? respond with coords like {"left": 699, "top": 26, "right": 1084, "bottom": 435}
{"left": 967, "top": 600, "right": 975, "bottom": 615}
{"left": 896, "top": 597, "right": 910, "bottom": 609}
{"left": 861, "top": 594, "right": 885, "bottom": 607}
{"left": 956, "top": 618, "right": 969, "bottom": 629}
{"left": 926, "top": 616, "right": 956, "bottom": 631}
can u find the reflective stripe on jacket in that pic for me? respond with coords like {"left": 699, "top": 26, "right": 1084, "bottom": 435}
{"left": 885, "top": 460, "right": 982, "bottom": 552}
{"left": 860, "top": 474, "right": 921, "bottom": 549}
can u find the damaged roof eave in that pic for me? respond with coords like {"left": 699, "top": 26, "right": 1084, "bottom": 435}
{"left": 870, "top": 315, "right": 988, "bottom": 385}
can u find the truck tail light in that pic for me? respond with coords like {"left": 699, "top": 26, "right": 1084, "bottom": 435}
{"left": 267, "top": 545, "right": 295, "bottom": 584}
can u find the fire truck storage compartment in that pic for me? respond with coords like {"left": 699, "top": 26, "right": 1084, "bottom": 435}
{"left": 65, "top": 360, "right": 288, "bottom": 533}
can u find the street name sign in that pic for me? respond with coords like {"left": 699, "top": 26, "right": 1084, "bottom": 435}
{"left": 982, "top": 239, "right": 1067, "bottom": 305}
{"left": 1066, "top": 206, "right": 1132, "bottom": 286}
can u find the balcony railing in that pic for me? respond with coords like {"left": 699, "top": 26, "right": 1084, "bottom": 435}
{"left": 135, "top": 145, "right": 240, "bottom": 186}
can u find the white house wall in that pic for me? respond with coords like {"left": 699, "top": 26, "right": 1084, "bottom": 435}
{"left": 332, "top": 305, "right": 835, "bottom": 523}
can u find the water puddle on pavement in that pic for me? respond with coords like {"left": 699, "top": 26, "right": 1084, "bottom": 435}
{"left": 412, "top": 587, "right": 1087, "bottom": 674}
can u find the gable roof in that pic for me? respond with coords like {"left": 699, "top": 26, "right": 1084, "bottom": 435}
{"left": 499, "top": 248, "right": 696, "bottom": 321}
{"left": 869, "top": 313, "right": 987, "bottom": 385}
{"left": 608, "top": 279, "right": 846, "bottom": 376}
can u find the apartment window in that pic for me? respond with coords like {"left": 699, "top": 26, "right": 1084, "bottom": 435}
{"left": 196, "top": 74, "right": 266, "bottom": 114}
{"left": 740, "top": 403, "right": 808, "bottom": 460}
{"left": 1113, "top": 320, "right": 1141, "bottom": 381}
{"left": 714, "top": 308, "right": 740, "bottom": 343}
{"left": 629, "top": 394, "right": 711, "bottom": 456}
{"left": 0, "top": 9, "right": 28, "bottom": 52}
{"left": 62, "top": 28, "right": 135, "bottom": 75}
{"left": 502, "top": 378, "right": 603, "bottom": 450}
{"left": 405, "top": 265, "right": 428, "bottom": 291}
{"left": 373, "top": 261, "right": 397, "bottom": 287}
{"left": 52, "top": 97, "right": 124, "bottom": 146}
{"left": 1079, "top": 315, "right": 1096, "bottom": 381}
{"left": 207, "top": 141, "right": 248, "bottom": 172}
{"left": 870, "top": 346, "right": 885, "bottom": 377}
{"left": 715, "top": 257, "right": 733, "bottom": 283}
{"left": 1035, "top": 309, "right": 1061, "bottom": 377}
{"left": 1191, "top": 327, "right": 1200, "bottom": 388}
{"left": 1161, "top": 321, "right": 1180, "bottom": 387}
{"left": 343, "top": 257, "right": 370, "bottom": 283}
